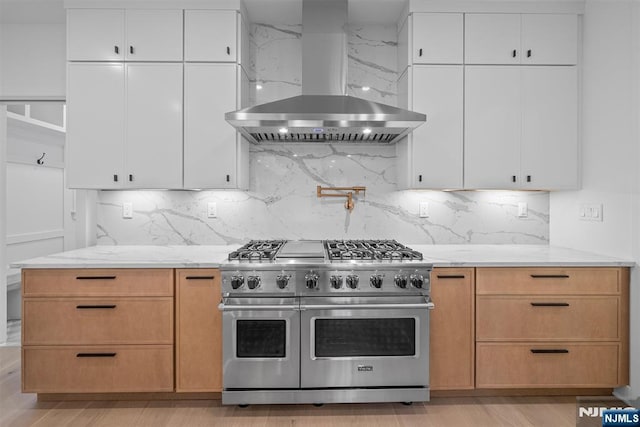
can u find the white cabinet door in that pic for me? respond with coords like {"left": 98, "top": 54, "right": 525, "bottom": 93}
{"left": 125, "top": 63, "right": 183, "bottom": 188}
{"left": 411, "top": 65, "right": 463, "bottom": 188}
{"left": 184, "top": 10, "right": 238, "bottom": 62}
{"left": 413, "top": 13, "right": 463, "bottom": 64}
{"left": 67, "top": 9, "right": 125, "bottom": 61}
{"left": 184, "top": 63, "right": 239, "bottom": 188}
{"left": 66, "top": 63, "right": 125, "bottom": 188}
{"left": 125, "top": 10, "right": 183, "bottom": 61}
{"left": 521, "top": 14, "right": 578, "bottom": 65}
{"left": 465, "top": 14, "right": 520, "bottom": 65}
{"left": 464, "top": 66, "right": 521, "bottom": 189}
{"left": 521, "top": 67, "right": 578, "bottom": 189}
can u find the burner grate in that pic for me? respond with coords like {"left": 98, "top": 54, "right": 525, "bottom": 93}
{"left": 228, "top": 240, "right": 286, "bottom": 262}
{"left": 324, "top": 239, "right": 423, "bottom": 261}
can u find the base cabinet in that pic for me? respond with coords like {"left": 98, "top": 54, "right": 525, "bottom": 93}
{"left": 175, "top": 269, "right": 222, "bottom": 392}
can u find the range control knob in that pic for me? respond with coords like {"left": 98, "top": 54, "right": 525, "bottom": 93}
{"left": 231, "top": 275, "right": 245, "bottom": 290}
{"left": 330, "top": 275, "right": 343, "bottom": 289}
{"left": 276, "top": 274, "right": 290, "bottom": 289}
{"left": 394, "top": 274, "right": 408, "bottom": 289}
{"left": 305, "top": 272, "right": 319, "bottom": 289}
{"left": 410, "top": 274, "right": 424, "bottom": 289}
{"left": 247, "top": 275, "right": 261, "bottom": 290}
{"left": 346, "top": 274, "right": 359, "bottom": 289}
{"left": 370, "top": 274, "right": 384, "bottom": 289}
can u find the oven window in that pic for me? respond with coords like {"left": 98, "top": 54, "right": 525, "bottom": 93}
{"left": 236, "top": 320, "right": 286, "bottom": 358}
{"left": 314, "top": 318, "right": 415, "bottom": 357}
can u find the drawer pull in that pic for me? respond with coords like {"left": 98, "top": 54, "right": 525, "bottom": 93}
{"left": 185, "top": 276, "right": 215, "bottom": 280}
{"left": 530, "top": 302, "right": 570, "bottom": 307}
{"left": 76, "top": 276, "right": 117, "bottom": 280}
{"left": 530, "top": 274, "right": 570, "bottom": 279}
{"left": 530, "top": 349, "right": 569, "bottom": 354}
{"left": 76, "top": 304, "right": 117, "bottom": 309}
{"left": 437, "top": 275, "right": 465, "bottom": 279}
{"left": 76, "top": 353, "right": 117, "bottom": 358}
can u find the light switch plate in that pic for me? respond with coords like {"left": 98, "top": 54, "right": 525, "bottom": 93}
{"left": 122, "top": 202, "right": 133, "bottom": 219}
{"left": 419, "top": 202, "right": 429, "bottom": 218}
{"left": 517, "top": 202, "right": 528, "bottom": 218}
{"left": 207, "top": 202, "right": 217, "bottom": 218}
{"left": 579, "top": 203, "right": 603, "bottom": 222}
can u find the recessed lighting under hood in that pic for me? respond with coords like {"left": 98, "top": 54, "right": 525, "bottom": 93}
{"left": 225, "top": 0, "right": 426, "bottom": 144}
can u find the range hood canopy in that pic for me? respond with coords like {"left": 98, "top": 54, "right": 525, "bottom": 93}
{"left": 225, "top": 0, "right": 426, "bottom": 144}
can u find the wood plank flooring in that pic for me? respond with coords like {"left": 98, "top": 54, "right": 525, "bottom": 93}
{"left": 0, "top": 346, "right": 579, "bottom": 426}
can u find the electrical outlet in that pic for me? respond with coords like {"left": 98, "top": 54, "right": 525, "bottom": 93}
{"left": 207, "top": 202, "right": 217, "bottom": 218}
{"left": 419, "top": 202, "right": 429, "bottom": 218}
{"left": 122, "top": 202, "right": 133, "bottom": 219}
{"left": 579, "top": 203, "right": 603, "bottom": 222}
{"left": 518, "top": 202, "right": 528, "bottom": 218}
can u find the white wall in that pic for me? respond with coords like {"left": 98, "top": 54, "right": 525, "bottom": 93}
{"left": 549, "top": 0, "right": 640, "bottom": 404}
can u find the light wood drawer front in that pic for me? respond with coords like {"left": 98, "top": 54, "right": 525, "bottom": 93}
{"left": 476, "top": 343, "right": 619, "bottom": 388}
{"left": 23, "top": 346, "right": 174, "bottom": 393}
{"left": 477, "top": 296, "right": 619, "bottom": 341}
{"left": 476, "top": 268, "right": 620, "bottom": 295}
{"left": 23, "top": 269, "right": 174, "bottom": 297}
{"left": 23, "top": 298, "right": 174, "bottom": 345}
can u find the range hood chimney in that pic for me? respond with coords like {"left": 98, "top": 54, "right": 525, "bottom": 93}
{"left": 225, "top": 0, "right": 426, "bottom": 144}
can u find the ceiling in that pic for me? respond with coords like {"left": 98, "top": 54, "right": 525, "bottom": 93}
{"left": 0, "top": 0, "right": 406, "bottom": 25}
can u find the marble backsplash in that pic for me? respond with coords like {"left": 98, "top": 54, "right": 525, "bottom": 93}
{"left": 96, "top": 22, "right": 550, "bottom": 246}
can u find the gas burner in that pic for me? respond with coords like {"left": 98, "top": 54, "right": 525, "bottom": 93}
{"left": 228, "top": 240, "right": 286, "bottom": 262}
{"left": 324, "top": 240, "right": 423, "bottom": 261}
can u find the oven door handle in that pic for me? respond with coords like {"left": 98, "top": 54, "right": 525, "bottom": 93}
{"left": 299, "top": 301, "right": 435, "bottom": 311}
{"left": 218, "top": 303, "right": 300, "bottom": 312}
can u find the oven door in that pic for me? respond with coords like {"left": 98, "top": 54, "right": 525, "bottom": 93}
{"left": 300, "top": 296, "right": 433, "bottom": 388}
{"left": 220, "top": 297, "right": 300, "bottom": 389}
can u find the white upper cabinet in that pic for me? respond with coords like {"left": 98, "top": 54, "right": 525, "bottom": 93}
{"left": 412, "top": 13, "right": 463, "bottom": 64}
{"left": 125, "top": 10, "right": 183, "bottom": 61}
{"left": 67, "top": 9, "right": 125, "bottom": 61}
{"left": 465, "top": 13, "right": 577, "bottom": 65}
{"left": 184, "top": 10, "right": 238, "bottom": 62}
{"left": 67, "top": 9, "right": 183, "bottom": 61}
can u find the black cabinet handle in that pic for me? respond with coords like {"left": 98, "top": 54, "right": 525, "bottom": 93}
{"left": 76, "top": 353, "right": 117, "bottom": 358}
{"left": 76, "top": 304, "right": 117, "bottom": 309}
{"left": 530, "top": 349, "right": 569, "bottom": 354}
{"left": 226, "top": 174, "right": 230, "bottom": 182}
{"left": 129, "top": 174, "right": 133, "bottom": 182}
{"left": 527, "top": 49, "right": 532, "bottom": 58}
{"left": 130, "top": 46, "right": 134, "bottom": 54}
{"left": 76, "top": 276, "right": 117, "bottom": 280}
{"left": 530, "top": 302, "right": 570, "bottom": 307}
{"left": 114, "top": 174, "right": 118, "bottom": 182}
{"left": 437, "top": 275, "right": 466, "bottom": 279}
{"left": 512, "top": 49, "right": 517, "bottom": 58}
{"left": 114, "top": 46, "right": 119, "bottom": 54}
{"left": 419, "top": 48, "right": 423, "bottom": 57}
{"left": 512, "top": 175, "right": 517, "bottom": 183}
{"left": 530, "top": 274, "right": 570, "bottom": 279}
{"left": 227, "top": 46, "right": 231, "bottom": 55}
{"left": 185, "top": 276, "right": 215, "bottom": 280}
{"left": 418, "top": 175, "right": 423, "bottom": 182}
{"left": 526, "top": 175, "right": 531, "bottom": 182}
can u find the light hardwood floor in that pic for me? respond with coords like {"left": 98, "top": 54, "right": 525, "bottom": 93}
{"left": 0, "top": 346, "right": 578, "bottom": 426}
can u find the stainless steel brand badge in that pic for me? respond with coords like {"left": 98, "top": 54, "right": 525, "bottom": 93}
{"left": 357, "top": 365, "right": 373, "bottom": 372}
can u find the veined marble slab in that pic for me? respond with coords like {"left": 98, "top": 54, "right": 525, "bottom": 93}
{"left": 11, "top": 244, "right": 633, "bottom": 269}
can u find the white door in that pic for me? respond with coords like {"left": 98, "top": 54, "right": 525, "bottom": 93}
{"left": 184, "top": 63, "right": 238, "bottom": 188}
{"left": 412, "top": 13, "right": 463, "bottom": 64}
{"left": 67, "top": 9, "right": 125, "bottom": 61}
{"left": 411, "top": 65, "right": 463, "bottom": 189}
{"left": 125, "top": 63, "right": 183, "bottom": 188}
{"left": 66, "top": 63, "right": 125, "bottom": 188}
{"left": 184, "top": 10, "right": 238, "bottom": 62}
{"left": 464, "top": 66, "right": 521, "bottom": 189}
{"left": 521, "top": 14, "right": 578, "bottom": 65}
{"left": 125, "top": 10, "right": 183, "bottom": 61}
{"left": 521, "top": 66, "right": 578, "bottom": 189}
{"left": 465, "top": 14, "right": 521, "bottom": 64}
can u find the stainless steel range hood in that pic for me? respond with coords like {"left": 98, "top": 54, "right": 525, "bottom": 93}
{"left": 225, "top": 0, "right": 426, "bottom": 144}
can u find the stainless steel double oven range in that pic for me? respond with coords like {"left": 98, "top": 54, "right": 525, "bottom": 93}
{"left": 219, "top": 240, "right": 434, "bottom": 405}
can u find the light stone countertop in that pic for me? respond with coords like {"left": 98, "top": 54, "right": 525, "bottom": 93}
{"left": 9, "top": 244, "right": 635, "bottom": 269}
